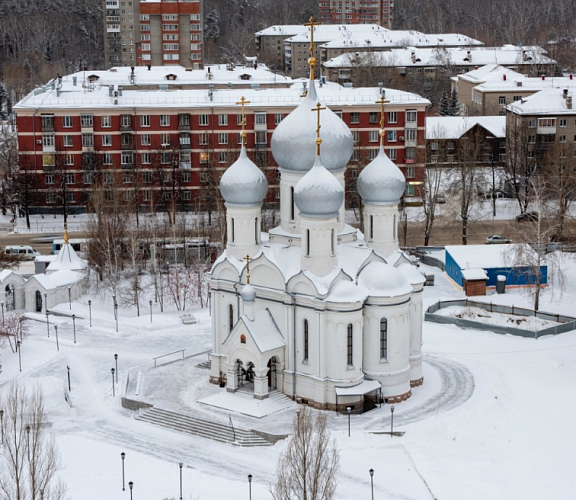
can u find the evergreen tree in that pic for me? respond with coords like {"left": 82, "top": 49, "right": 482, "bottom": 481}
{"left": 0, "top": 83, "right": 8, "bottom": 121}
{"left": 204, "top": 9, "right": 222, "bottom": 42}
{"left": 449, "top": 88, "right": 461, "bottom": 116}
{"left": 438, "top": 89, "right": 450, "bottom": 116}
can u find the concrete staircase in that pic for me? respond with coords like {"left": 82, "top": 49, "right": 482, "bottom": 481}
{"left": 135, "top": 407, "right": 274, "bottom": 446}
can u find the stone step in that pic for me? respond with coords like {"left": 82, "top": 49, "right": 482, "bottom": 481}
{"left": 135, "top": 407, "right": 273, "bottom": 447}
{"left": 195, "top": 360, "right": 211, "bottom": 370}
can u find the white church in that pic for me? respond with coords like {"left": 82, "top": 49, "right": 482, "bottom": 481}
{"left": 209, "top": 56, "right": 425, "bottom": 411}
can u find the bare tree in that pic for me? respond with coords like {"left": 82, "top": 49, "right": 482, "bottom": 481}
{"left": 272, "top": 408, "right": 339, "bottom": 500}
{"left": 0, "top": 312, "right": 29, "bottom": 353}
{"left": 0, "top": 382, "right": 67, "bottom": 500}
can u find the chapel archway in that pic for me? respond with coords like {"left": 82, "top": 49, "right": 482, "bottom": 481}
{"left": 35, "top": 290, "right": 43, "bottom": 312}
{"left": 5, "top": 284, "right": 15, "bottom": 311}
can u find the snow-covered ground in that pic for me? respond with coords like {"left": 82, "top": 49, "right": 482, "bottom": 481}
{"left": 1, "top": 258, "right": 576, "bottom": 499}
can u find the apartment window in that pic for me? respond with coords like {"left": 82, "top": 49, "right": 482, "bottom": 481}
{"left": 179, "top": 114, "right": 190, "bottom": 126}
{"left": 101, "top": 116, "right": 111, "bottom": 128}
{"left": 42, "top": 135, "right": 54, "bottom": 147}
{"left": 237, "top": 133, "right": 243, "bottom": 145}
{"left": 387, "top": 130, "right": 397, "bottom": 142}
{"left": 528, "top": 119, "right": 536, "bottom": 128}
{"left": 182, "top": 190, "right": 191, "bottom": 201}
{"left": 219, "top": 152, "right": 228, "bottom": 163}
{"left": 180, "top": 134, "right": 191, "bottom": 146}
{"left": 46, "top": 192, "right": 56, "bottom": 204}
{"left": 161, "top": 152, "right": 170, "bottom": 164}
{"left": 447, "top": 141, "right": 455, "bottom": 150}
{"left": 181, "top": 172, "right": 191, "bottom": 183}
{"left": 199, "top": 133, "right": 209, "bottom": 145}
{"left": 559, "top": 119, "right": 567, "bottom": 128}
{"left": 350, "top": 112, "right": 360, "bottom": 124}
{"left": 163, "top": 43, "right": 179, "bottom": 51}
{"left": 538, "top": 118, "right": 556, "bottom": 127}
{"left": 304, "top": 320, "right": 309, "bottom": 361}
{"left": 121, "top": 134, "right": 132, "bottom": 147}
{"left": 190, "top": 14, "right": 200, "bottom": 21}
{"left": 121, "top": 151, "right": 133, "bottom": 165}
{"left": 141, "top": 134, "right": 151, "bottom": 146}
{"left": 499, "top": 96, "right": 506, "bottom": 105}
{"left": 140, "top": 171, "right": 151, "bottom": 184}
{"left": 406, "top": 166, "right": 415, "bottom": 178}
{"left": 62, "top": 135, "right": 73, "bottom": 148}
{"left": 499, "top": 153, "right": 506, "bottom": 162}
{"left": 124, "top": 190, "right": 134, "bottom": 201}
{"left": 157, "top": 115, "right": 170, "bottom": 127}
{"left": 406, "top": 110, "right": 417, "bottom": 122}
{"left": 369, "top": 112, "right": 379, "bottom": 124}
{"left": 254, "top": 112, "right": 266, "bottom": 125}
{"left": 430, "top": 141, "right": 438, "bottom": 150}
{"left": 104, "top": 172, "right": 114, "bottom": 184}
{"left": 103, "top": 153, "right": 113, "bottom": 165}
{"left": 430, "top": 154, "right": 438, "bottom": 163}
{"left": 160, "top": 133, "right": 171, "bottom": 146}
{"left": 275, "top": 114, "right": 284, "bottom": 125}
{"left": 164, "top": 34, "right": 179, "bottom": 41}
{"left": 347, "top": 324, "right": 353, "bottom": 366}
{"left": 387, "top": 148, "right": 397, "bottom": 160}
{"left": 45, "top": 174, "right": 54, "bottom": 185}
{"left": 388, "top": 111, "right": 397, "bottom": 123}
{"left": 162, "top": 24, "right": 179, "bottom": 31}
{"left": 123, "top": 172, "right": 133, "bottom": 183}
{"left": 369, "top": 130, "right": 379, "bottom": 143}
{"left": 41, "top": 115, "right": 54, "bottom": 129}
{"left": 62, "top": 116, "right": 73, "bottom": 128}
{"left": 64, "top": 173, "right": 74, "bottom": 185}
{"left": 121, "top": 115, "right": 131, "bottom": 128}
{"left": 528, "top": 135, "right": 536, "bottom": 143}
{"left": 218, "top": 114, "right": 228, "bottom": 126}
{"left": 141, "top": 152, "right": 151, "bottom": 164}
{"left": 80, "top": 114, "right": 93, "bottom": 127}
{"left": 66, "top": 192, "right": 75, "bottom": 204}
{"left": 140, "top": 24, "right": 150, "bottom": 31}
{"left": 140, "top": 14, "right": 149, "bottom": 20}
{"left": 405, "top": 129, "right": 417, "bottom": 141}
{"left": 199, "top": 114, "right": 209, "bottom": 127}
{"left": 255, "top": 131, "right": 267, "bottom": 145}
{"left": 560, "top": 135, "right": 567, "bottom": 143}
{"left": 142, "top": 189, "right": 151, "bottom": 201}
{"left": 352, "top": 130, "right": 360, "bottom": 143}
{"left": 237, "top": 114, "right": 243, "bottom": 126}
{"left": 380, "top": 318, "right": 388, "bottom": 359}
{"left": 82, "top": 134, "right": 94, "bottom": 147}
{"left": 140, "top": 115, "right": 150, "bottom": 127}
{"left": 214, "top": 133, "right": 227, "bottom": 145}
{"left": 447, "top": 155, "right": 455, "bottom": 162}
{"left": 162, "top": 14, "right": 178, "bottom": 21}
{"left": 84, "top": 172, "right": 94, "bottom": 185}
{"left": 102, "top": 134, "right": 112, "bottom": 147}
{"left": 369, "top": 149, "right": 378, "bottom": 160}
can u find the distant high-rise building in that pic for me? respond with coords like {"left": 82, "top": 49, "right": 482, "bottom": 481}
{"left": 318, "top": 0, "right": 394, "bottom": 29}
{"left": 104, "top": 0, "right": 203, "bottom": 70}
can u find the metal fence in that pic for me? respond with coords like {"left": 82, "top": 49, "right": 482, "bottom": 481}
{"left": 425, "top": 299, "right": 576, "bottom": 339}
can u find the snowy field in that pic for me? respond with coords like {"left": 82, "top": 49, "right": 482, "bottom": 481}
{"left": 1, "top": 258, "right": 576, "bottom": 499}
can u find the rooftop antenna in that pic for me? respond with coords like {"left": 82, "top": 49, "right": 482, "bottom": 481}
{"left": 375, "top": 93, "right": 390, "bottom": 147}
{"left": 236, "top": 96, "right": 251, "bottom": 146}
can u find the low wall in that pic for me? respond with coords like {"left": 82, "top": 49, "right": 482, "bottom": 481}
{"left": 425, "top": 299, "right": 576, "bottom": 339}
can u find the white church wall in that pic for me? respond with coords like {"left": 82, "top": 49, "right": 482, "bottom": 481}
{"left": 408, "top": 289, "right": 424, "bottom": 384}
{"left": 279, "top": 170, "right": 303, "bottom": 234}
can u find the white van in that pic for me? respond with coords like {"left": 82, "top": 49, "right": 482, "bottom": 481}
{"left": 4, "top": 245, "right": 41, "bottom": 260}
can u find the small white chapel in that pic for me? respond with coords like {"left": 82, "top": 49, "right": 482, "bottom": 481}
{"left": 209, "top": 28, "right": 425, "bottom": 411}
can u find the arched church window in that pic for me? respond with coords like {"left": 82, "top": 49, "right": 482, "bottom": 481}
{"left": 304, "top": 319, "right": 309, "bottom": 360}
{"left": 380, "top": 318, "right": 388, "bottom": 359}
{"left": 370, "top": 215, "right": 374, "bottom": 240}
{"left": 347, "top": 324, "right": 353, "bottom": 366}
{"left": 229, "top": 304, "right": 234, "bottom": 332}
{"left": 255, "top": 217, "right": 259, "bottom": 245}
{"left": 331, "top": 229, "right": 335, "bottom": 256}
{"left": 393, "top": 215, "right": 397, "bottom": 240}
{"left": 290, "top": 186, "right": 295, "bottom": 220}
{"left": 240, "top": 334, "right": 246, "bottom": 344}
{"left": 231, "top": 218, "right": 235, "bottom": 243}
{"left": 306, "top": 229, "right": 310, "bottom": 257}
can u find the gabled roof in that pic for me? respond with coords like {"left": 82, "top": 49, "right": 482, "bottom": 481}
{"left": 426, "top": 116, "right": 506, "bottom": 139}
{"left": 46, "top": 243, "right": 87, "bottom": 274}
{"left": 224, "top": 309, "right": 285, "bottom": 354}
{"left": 506, "top": 87, "right": 576, "bottom": 115}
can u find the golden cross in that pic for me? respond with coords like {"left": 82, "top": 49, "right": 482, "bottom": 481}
{"left": 375, "top": 94, "right": 390, "bottom": 146}
{"left": 311, "top": 102, "right": 326, "bottom": 156}
{"left": 304, "top": 16, "right": 321, "bottom": 80}
{"left": 244, "top": 254, "right": 251, "bottom": 284}
{"left": 236, "top": 96, "right": 251, "bottom": 146}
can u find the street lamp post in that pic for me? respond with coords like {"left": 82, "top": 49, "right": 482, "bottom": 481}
{"left": 88, "top": 300, "right": 92, "bottom": 327}
{"left": 129, "top": 481, "right": 133, "bottom": 500}
{"left": 390, "top": 405, "right": 395, "bottom": 438}
{"left": 46, "top": 307, "right": 50, "bottom": 338}
{"left": 179, "top": 462, "right": 183, "bottom": 500}
{"left": 19, "top": 317, "right": 23, "bottom": 343}
{"left": 67, "top": 365, "right": 71, "bottom": 392}
{"left": 17, "top": 341, "right": 21, "bottom": 372}
{"left": 114, "top": 354, "right": 118, "bottom": 383}
{"left": 54, "top": 324, "right": 59, "bottom": 351}
{"left": 72, "top": 314, "right": 76, "bottom": 344}
{"left": 111, "top": 368, "right": 115, "bottom": 397}
{"left": 369, "top": 469, "right": 374, "bottom": 500}
{"left": 248, "top": 474, "right": 252, "bottom": 500}
{"left": 149, "top": 300, "right": 153, "bottom": 322}
{"left": 0, "top": 409, "right": 3, "bottom": 443}
{"left": 67, "top": 286, "right": 71, "bottom": 310}
{"left": 113, "top": 294, "right": 117, "bottom": 318}
{"left": 115, "top": 303, "right": 118, "bottom": 332}
{"left": 1, "top": 301, "right": 4, "bottom": 325}
{"left": 121, "top": 452, "right": 126, "bottom": 491}
{"left": 346, "top": 406, "right": 352, "bottom": 437}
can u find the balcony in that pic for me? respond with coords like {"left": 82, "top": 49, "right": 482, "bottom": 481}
{"left": 121, "top": 143, "right": 133, "bottom": 150}
{"left": 105, "top": 0, "right": 119, "bottom": 8}
{"left": 107, "top": 25, "right": 121, "bottom": 33}
{"left": 537, "top": 126, "right": 556, "bottom": 135}
{"left": 178, "top": 123, "right": 191, "bottom": 131}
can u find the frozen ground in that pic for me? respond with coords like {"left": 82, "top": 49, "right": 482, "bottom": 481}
{"left": 1, "top": 259, "right": 576, "bottom": 499}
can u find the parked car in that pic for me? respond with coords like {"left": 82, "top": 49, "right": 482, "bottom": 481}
{"left": 436, "top": 194, "right": 447, "bottom": 204}
{"left": 485, "top": 235, "right": 512, "bottom": 244}
{"left": 515, "top": 211, "right": 539, "bottom": 222}
{"left": 4, "top": 245, "right": 41, "bottom": 260}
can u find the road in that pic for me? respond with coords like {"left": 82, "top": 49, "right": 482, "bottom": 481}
{"left": 0, "top": 232, "right": 87, "bottom": 255}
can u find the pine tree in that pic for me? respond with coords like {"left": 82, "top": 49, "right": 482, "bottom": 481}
{"left": 449, "top": 88, "right": 460, "bottom": 116}
{"left": 438, "top": 89, "right": 450, "bottom": 116}
{"left": 0, "top": 83, "right": 8, "bottom": 121}
{"left": 204, "top": 9, "right": 222, "bottom": 42}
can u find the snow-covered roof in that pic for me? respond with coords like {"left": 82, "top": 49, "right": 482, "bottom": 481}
{"left": 282, "top": 24, "right": 387, "bottom": 44}
{"left": 46, "top": 243, "right": 87, "bottom": 274}
{"left": 446, "top": 244, "right": 539, "bottom": 269}
{"left": 455, "top": 64, "right": 524, "bottom": 83}
{"left": 473, "top": 75, "right": 576, "bottom": 93}
{"left": 0, "top": 269, "right": 24, "bottom": 283}
{"left": 462, "top": 268, "right": 488, "bottom": 281}
{"left": 255, "top": 25, "right": 310, "bottom": 37}
{"left": 334, "top": 378, "right": 381, "bottom": 396}
{"left": 426, "top": 116, "right": 506, "bottom": 139}
{"left": 506, "top": 87, "right": 576, "bottom": 115}
{"left": 14, "top": 76, "right": 429, "bottom": 111}
{"left": 220, "top": 145, "right": 268, "bottom": 207}
{"left": 241, "top": 309, "right": 284, "bottom": 353}
{"left": 323, "top": 46, "right": 555, "bottom": 69}
{"left": 27, "top": 270, "right": 84, "bottom": 290}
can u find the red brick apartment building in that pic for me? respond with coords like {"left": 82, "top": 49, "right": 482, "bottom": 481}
{"left": 318, "top": 0, "right": 394, "bottom": 29}
{"left": 14, "top": 70, "right": 429, "bottom": 214}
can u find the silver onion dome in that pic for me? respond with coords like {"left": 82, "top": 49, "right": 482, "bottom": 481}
{"left": 294, "top": 156, "right": 344, "bottom": 218}
{"left": 357, "top": 145, "right": 405, "bottom": 205}
{"left": 271, "top": 80, "right": 353, "bottom": 173}
{"left": 219, "top": 145, "right": 268, "bottom": 206}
